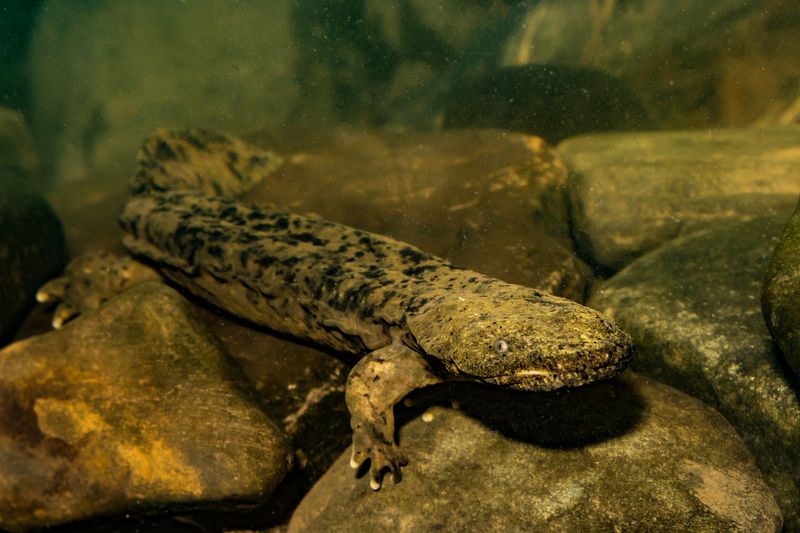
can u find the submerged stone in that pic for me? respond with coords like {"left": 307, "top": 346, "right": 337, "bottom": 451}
{"left": 288, "top": 373, "right": 779, "bottom": 532}
{"left": 0, "top": 283, "right": 291, "bottom": 531}
{"left": 558, "top": 126, "right": 800, "bottom": 273}
{"left": 0, "top": 107, "right": 65, "bottom": 343}
{"left": 590, "top": 215, "right": 800, "bottom": 528}
{"left": 0, "top": 108, "right": 39, "bottom": 181}
{"left": 763, "top": 198, "right": 800, "bottom": 377}
{"left": 0, "top": 165, "right": 66, "bottom": 343}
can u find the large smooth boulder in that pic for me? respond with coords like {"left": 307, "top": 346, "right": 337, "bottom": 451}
{"left": 559, "top": 127, "right": 800, "bottom": 273}
{"left": 0, "top": 180, "right": 66, "bottom": 343}
{"left": 0, "top": 283, "right": 291, "bottom": 531}
{"left": 288, "top": 373, "right": 780, "bottom": 532}
{"left": 0, "top": 108, "right": 65, "bottom": 343}
{"left": 763, "top": 198, "right": 800, "bottom": 376}
{"left": 590, "top": 215, "right": 800, "bottom": 528}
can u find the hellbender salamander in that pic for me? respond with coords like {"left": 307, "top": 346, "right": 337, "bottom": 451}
{"left": 41, "top": 129, "right": 633, "bottom": 489}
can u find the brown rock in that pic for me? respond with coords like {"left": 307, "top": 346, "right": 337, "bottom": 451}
{"left": 0, "top": 181, "right": 66, "bottom": 343}
{"left": 763, "top": 198, "right": 800, "bottom": 376}
{"left": 0, "top": 108, "right": 38, "bottom": 181}
{"left": 589, "top": 215, "right": 800, "bottom": 528}
{"left": 288, "top": 373, "right": 780, "bottom": 532}
{"left": 0, "top": 283, "right": 291, "bottom": 531}
{"left": 196, "top": 308, "right": 351, "bottom": 484}
{"left": 559, "top": 126, "right": 800, "bottom": 273}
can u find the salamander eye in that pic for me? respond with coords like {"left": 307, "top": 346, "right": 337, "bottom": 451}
{"left": 494, "top": 339, "right": 509, "bottom": 355}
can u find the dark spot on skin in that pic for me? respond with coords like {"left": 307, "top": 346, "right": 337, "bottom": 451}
{"left": 207, "top": 229, "right": 226, "bottom": 241}
{"left": 248, "top": 211, "right": 267, "bottom": 220}
{"left": 340, "top": 284, "right": 374, "bottom": 312}
{"left": 312, "top": 280, "right": 323, "bottom": 300}
{"left": 127, "top": 216, "right": 141, "bottom": 240}
{"left": 363, "top": 265, "right": 384, "bottom": 279}
{"left": 292, "top": 232, "right": 327, "bottom": 246}
{"left": 403, "top": 265, "right": 438, "bottom": 277}
{"left": 283, "top": 257, "right": 300, "bottom": 267}
{"left": 225, "top": 161, "right": 244, "bottom": 182}
{"left": 249, "top": 155, "right": 267, "bottom": 167}
{"left": 183, "top": 132, "right": 208, "bottom": 150}
{"left": 324, "top": 276, "right": 339, "bottom": 293}
{"left": 405, "top": 296, "right": 430, "bottom": 313}
{"left": 154, "top": 139, "right": 178, "bottom": 161}
{"left": 256, "top": 255, "right": 277, "bottom": 268}
{"left": 219, "top": 206, "right": 238, "bottom": 219}
{"left": 206, "top": 245, "right": 224, "bottom": 260}
{"left": 173, "top": 223, "right": 204, "bottom": 243}
{"left": 228, "top": 151, "right": 239, "bottom": 162}
{"left": 253, "top": 223, "right": 274, "bottom": 231}
{"left": 275, "top": 217, "right": 289, "bottom": 230}
{"left": 325, "top": 265, "right": 344, "bottom": 277}
{"left": 400, "top": 247, "right": 429, "bottom": 264}
{"left": 238, "top": 233, "right": 259, "bottom": 244}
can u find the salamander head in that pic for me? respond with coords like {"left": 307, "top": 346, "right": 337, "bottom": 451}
{"left": 406, "top": 285, "right": 632, "bottom": 391}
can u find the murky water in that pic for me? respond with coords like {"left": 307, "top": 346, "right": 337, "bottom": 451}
{"left": 1, "top": 2, "right": 799, "bottom": 531}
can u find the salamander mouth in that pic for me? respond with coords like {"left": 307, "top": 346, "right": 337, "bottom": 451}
{"left": 482, "top": 357, "right": 631, "bottom": 392}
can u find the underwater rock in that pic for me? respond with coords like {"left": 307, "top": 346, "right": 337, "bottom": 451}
{"left": 288, "top": 372, "right": 780, "bottom": 532}
{"left": 763, "top": 198, "right": 800, "bottom": 376}
{"left": 195, "top": 307, "right": 351, "bottom": 487}
{"left": 248, "top": 127, "right": 590, "bottom": 301}
{"left": 0, "top": 180, "right": 66, "bottom": 344}
{"left": 0, "top": 282, "right": 291, "bottom": 531}
{"left": 501, "top": 1, "right": 800, "bottom": 129}
{"left": 0, "top": 108, "right": 65, "bottom": 343}
{"left": 28, "top": 1, "right": 298, "bottom": 184}
{"left": 589, "top": 215, "right": 800, "bottom": 529}
{"left": 0, "top": 108, "right": 39, "bottom": 181}
{"left": 559, "top": 126, "right": 800, "bottom": 273}
{"left": 443, "top": 64, "right": 651, "bottom": 143}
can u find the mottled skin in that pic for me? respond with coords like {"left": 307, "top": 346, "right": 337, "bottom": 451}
{"left": 40, "top": 129, "right": 633, "bottom": 489}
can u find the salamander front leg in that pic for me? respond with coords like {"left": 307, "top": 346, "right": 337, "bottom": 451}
{"left": 37, "top": 251, "right": 162, "bottom": 328}
{"left": 346, "top": 341, "right": 443, "bottom": 490}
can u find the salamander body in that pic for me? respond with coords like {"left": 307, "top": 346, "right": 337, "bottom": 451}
{"left": 43, "top": 129, "right": 633, "bottom": 489}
